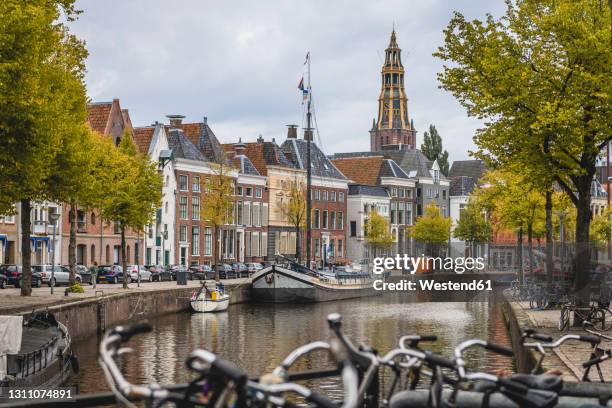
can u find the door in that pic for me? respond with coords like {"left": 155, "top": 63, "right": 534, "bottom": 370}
{"left": 180, "top": 247, "right": 187, "bottom": 266}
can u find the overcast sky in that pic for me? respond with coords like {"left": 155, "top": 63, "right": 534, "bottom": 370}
{"left": 72, "top": 0, "right": 507, "bottom": 163}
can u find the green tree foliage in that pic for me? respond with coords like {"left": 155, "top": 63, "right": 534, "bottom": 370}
{"left": 283, "top": 179, "right": 307, "bottom": 262}
{"left": 201, "top": 159, "right": 235, "bottom": 280}
{"left": 453, "top": 201, "right": 491, "bottom": 257}
{"left": 0, "top": 0, "right": 88, "bottom": 295}
{"left": 435, "top": 0, "right": 612, "bottom": 296}
{"left": 410, "top": 203, "right": 452, "bottom": 256}
{"left": 364, "top": 210, "right": 394, "bottom": 256}
{"left": 99, "top": 134, "right": 163, "bottom": 288}
{"left": 420, "top": 125, "right": 449, "bottom": 176}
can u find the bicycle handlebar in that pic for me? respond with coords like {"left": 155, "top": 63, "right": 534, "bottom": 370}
{"left": 272, "top": 341, "right": 331, "bottom": 378}
{"left": 398, "top": 334, "right": 438, "bottom": 349}
{"left": 582, "top": 350, "right": 612, "bottom": 368}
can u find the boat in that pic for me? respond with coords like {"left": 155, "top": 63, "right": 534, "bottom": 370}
{"left": 190, "top": 281, "right": 230, "bottom": 313}
{"left": 0, "top": 311, "right": 77, "bottom": 395}
{"left": 251, "top": 264, "right": 379, "bottom": 303}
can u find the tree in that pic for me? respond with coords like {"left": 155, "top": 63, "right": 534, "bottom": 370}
{"left": 99, "top": 134, "right": 163, "bottom": 288}
{"left": 420, "top": 125, "right": 450, "bottom": 176}
{"left": 453, "top": 200, "right": 492, "bottom": 257}
{"left": 0, "top": 0, "right": 88, "bottom": 296}
{"left": 201, "top": 159, "right": 235, "bottom": 280}
{"left": 435, "top": 0, "right": 612, "bottom": 297}
{"left": 364, "top": 210, "right": 394, "bottom": 257}
{"left": 410, "top": 203, "right": 452, "bottom": 256}
{"left": 283, "top": 179, "right": 307, "bottom": 262}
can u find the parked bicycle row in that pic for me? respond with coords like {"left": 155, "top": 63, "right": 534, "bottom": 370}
{"left": 98, "top": 314, "right": 612, "bottom": 408}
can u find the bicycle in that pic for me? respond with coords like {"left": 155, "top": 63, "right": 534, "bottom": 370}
{"left": 558, "top": 300, "right": 608, "bottom": 331}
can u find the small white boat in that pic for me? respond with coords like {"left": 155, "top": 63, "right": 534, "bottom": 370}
{"left": 190, "top": 282, "right": 230, "bottom": 313}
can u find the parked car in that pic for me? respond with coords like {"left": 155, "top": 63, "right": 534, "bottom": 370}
{"left": 214, "top": 264, "right": 234, "bottom": 279}
{"left": 245, "top": 263, "right": 264, "bottom": 275}
{"left": 98, "top": 265, "right": 124, "bottom": 284}
{"left": 146, "top": 265, "right": 172, "bottom": 282}
{"left": 32, "top": 265, "right": 82, "bottom": 287}
{"left": 0, "top": 264, "right": 43, "bottom": 288}
{"left": 127, "top": 265, "right": 152, "bottom": 282}
{"left": 0, "top": 272, "right": 6, "bottom": 289}
{"left": 190, "top": 264, "right": 213, "bottom": 280}
{"left": 232, "top": 263, "right": 248, "bottom": 277}
{"left": 61, "top": 264, "right": 94, "bottom": 284}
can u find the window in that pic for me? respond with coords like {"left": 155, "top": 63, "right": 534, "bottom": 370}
{"left": 442, "top": 190, "right": 447, "bottom": 199}
{"left": 314, "top": 209, "right": 320, "bottom": 228}
{"left": 338, "top": 212, "right": 344, "bottom": 230}
{"left": 192, "top": 176, "right": 200, "bottom": 192}
{"left": 331, "top": 191, "right": 336, "bottom": 202}
{"left": 339, "top": 192, "right": 345, "bottom": 202}
{"left": 315, "top": 190, "right": 320, "bottom": 201}
{"left": 180, "top": 225, "right": 187, "bottom": 242}
{"left": 192, "top": 227, "right": 200, "bottom": 255}
{"left": 417, "top": 188, "right": 422, "bottom": 198}
{"left": 399, "top": 189, "right": 404, "bottom": 198}
{"left": 192, "top": 196, "right": 200, "bottom": 220}
{"left": 330, "top": 239, "right": 335, "bottom": 257}
{"left": 406, "top": 189, "right": 412, "bottom": 198}
{"left": 237, "top": 201, "right": 243, "bottom": 225}
{"left": 253, "top": 202, "right": 261, "bottom": 226}
{"left": 91, "top": 212, "right": 96, "bottom": 225}
{"left": 244, "top": 202, "right": 251, "bottom": 226}
{"left": 236, "top": 186, "right": 243, "bottom": 196}
{"left": 350, "top": 221, "right": 357, "bottom": 237}
{"left": 330, "top": 211, "right": 336, "bottom": 229}
{"left": 255, "top": 187, "right": 262, "bottom": 198}
{"left": 204, "top": 228, "right": 212, "bottom": 256}
{"left": 322, "top": 210, "right": 328, "bottom": 229}
{"left": 406, "top": 207, "right": 413, "bottom": 225}
{"left": 315, "top": 238, "right": 320, "bottom": 257}
{"left": 391, "top": 188, "right": 397, "bottom": 197}
{"left": 246, "top": 187, "right": 253, "bottom": 197}
{"left": 338, "top": 239, "right": 343, "bottom": 257}
{"left": 180, "top": 196, "right": 188, "bottom": 219}
{"left": 322, "top": 191, "right": 328, "bottom": 201}
{"left": 433, "top": 170, "right": 440, "bottom": 184}
{"left": 179, "top": 175, "right": 188, "bottom": 191}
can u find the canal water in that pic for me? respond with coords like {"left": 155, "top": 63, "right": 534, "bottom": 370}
{"left": 70, "top": 290, "right": 512, "bottom": 398}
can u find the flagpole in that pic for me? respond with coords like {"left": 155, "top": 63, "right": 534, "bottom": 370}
{"left": 305, "top": 52, "right": 312, "bottom": 270}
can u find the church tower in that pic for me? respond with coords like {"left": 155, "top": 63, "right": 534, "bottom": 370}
{"left": 370, "top": 30, "right": 417, "bottom": 151}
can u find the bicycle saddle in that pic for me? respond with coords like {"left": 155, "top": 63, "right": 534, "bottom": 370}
{"left": 509, "top": 374, "right": 563, "bottom": 392}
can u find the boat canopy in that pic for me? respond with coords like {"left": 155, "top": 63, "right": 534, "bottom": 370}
{"left": 0, "top": 316, "right": 23, "bottom": 380}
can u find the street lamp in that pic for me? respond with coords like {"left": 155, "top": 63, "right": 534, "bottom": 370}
{"left": 48, "top": 211, "right": 60, "bottom": 294}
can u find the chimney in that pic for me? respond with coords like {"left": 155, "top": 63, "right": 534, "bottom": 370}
{"left": 257, "top": 134, "right": 264, "bottom": 143}
{"left": 203, "top": 116, "right": 208, "bottom": 125}
{"left": 303, "top": 128, "right": 314, "bottom": 141}
{"left": 286, "top": 124, "right": 298, "bottom": 139}
{"left": 166, "top": 114, "right": 185, "bottom": 128}
{"left": 235, "top": 138, "right": 246, "bottom": 155}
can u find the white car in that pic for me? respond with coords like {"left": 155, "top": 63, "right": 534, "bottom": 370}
{"left": 33, "top": 265, "right": 82, "bottom": 287}
{"left": 128, "top": 265, "right": 152, "bottom": 282}
{"left": 245, "top": 263, "right": 264, "bottom": 274}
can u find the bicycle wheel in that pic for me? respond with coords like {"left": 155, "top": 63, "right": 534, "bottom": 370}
{"left": 536, "top": 293, "right": 549, "bottom": 310}
{"left": 559, "top": 307, "right": 569, "bottom": 331}
{"left": 589, "top": 309, "right": 607, "bottom": 331}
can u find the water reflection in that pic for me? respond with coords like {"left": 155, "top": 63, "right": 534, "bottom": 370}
{"left": 71, "top": 290, "right": 512, "bottom": 395}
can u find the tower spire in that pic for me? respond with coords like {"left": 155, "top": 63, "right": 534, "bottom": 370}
{"left": 369, "top": 29, "right": 416, "bottom": 151}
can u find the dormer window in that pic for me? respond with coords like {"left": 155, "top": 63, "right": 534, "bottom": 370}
{"left": 433, "top": 170, "right": 440, "bottom": 184}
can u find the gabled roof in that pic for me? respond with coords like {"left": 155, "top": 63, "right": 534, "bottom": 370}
{"left": 133, "top": 126, "right": 155, "bottom": 155}
{"left": 331, "top": 156, "right": 384, "bottom": 185}
{"left": 87, "top": 99, "right": 133, "bottom": 144}
{"left": 450, "top": 176, "right": 476, "bottom": 196}
{"left": 348, "top": 184, "right": 389, "bottom": 197}
{"left": 234, "top": 155, "right": 261, "bottom": 176}
{"left": 167, "top": 129, "right": 206, "bottom": 161}
{"left": 380, "top": 159, "right": 410, "bottom": 179}
{"left": 331, "top": 149, "right": 434, "bottom": 179}
{"left": 165, "top": 120, "right": 225, "bottom": 163}
{"left": 87, "top": 102, "right": 113, "bottom": 134}
{"left": 449, "top": 160, "right": 487, "bottom": 180}
{"left": 280, "top": 139, "right": 346, "bottom": 180}
{"left": 242, "top": 140, "right": 296, "bottom": 176}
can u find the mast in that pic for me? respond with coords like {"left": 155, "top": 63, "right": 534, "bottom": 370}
{"left": 305, "top": 53, "right": 312, "bottom": 269}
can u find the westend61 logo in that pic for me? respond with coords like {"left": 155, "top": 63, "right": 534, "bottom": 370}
{"left": 372, "top": 255, "right": 486, "bottom": 275}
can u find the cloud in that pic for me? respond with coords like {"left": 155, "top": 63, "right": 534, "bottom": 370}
{"left": 73, "top": 0, "right": 507, "bottom": 162}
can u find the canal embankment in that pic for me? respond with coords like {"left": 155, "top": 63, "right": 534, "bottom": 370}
{"left": 0, "top": 279, "right": 252, "bottom": 340}
{"left": 502, "top": 291, "right": 612, "bottom": 381}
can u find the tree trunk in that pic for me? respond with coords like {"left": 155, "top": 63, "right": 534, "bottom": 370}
{"left": 517, "top": 227, "right": 524, "bottom": 285}
{"left": 214, "top": 225, "right": 220, "bottom": 280}
{"left": 545, "top": 190, "right": 554, "bottom": 285}
{"left": 121, "top": 225, "right": 128, "bottom": 289}
{"left": 295, "top": 225, "right": 301, "bottom": 263}
{"left": 20, "top": 200, "right": 32, "bottom": 296}
{"left": 528, "top": 222, "right": 534, "bottom": 277}
{"left": 68, "top": 201, "right": 77, "bottom": 286}
{"left": 575, "top": 195, "right": 592, "bottom": 304}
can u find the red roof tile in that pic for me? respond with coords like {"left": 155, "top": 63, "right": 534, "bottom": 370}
{"left": 133, "top": 127, "right": 155, "bottom": 154}
{"left": 331, "top": 156, "right": 384, "bottom": 185}
{"left": 87, "top": 102, "right": 112, "bottom": 134}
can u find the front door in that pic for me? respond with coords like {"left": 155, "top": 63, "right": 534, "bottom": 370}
{"left": 180, "top": 247, "right": 187, "bottom": 266}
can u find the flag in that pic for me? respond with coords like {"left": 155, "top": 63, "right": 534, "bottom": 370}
{"left": 298, "top": 76, "right": 304, "bottom": 91}
{"left": 304, "top": 51, "right": 310, "bottom": 65}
